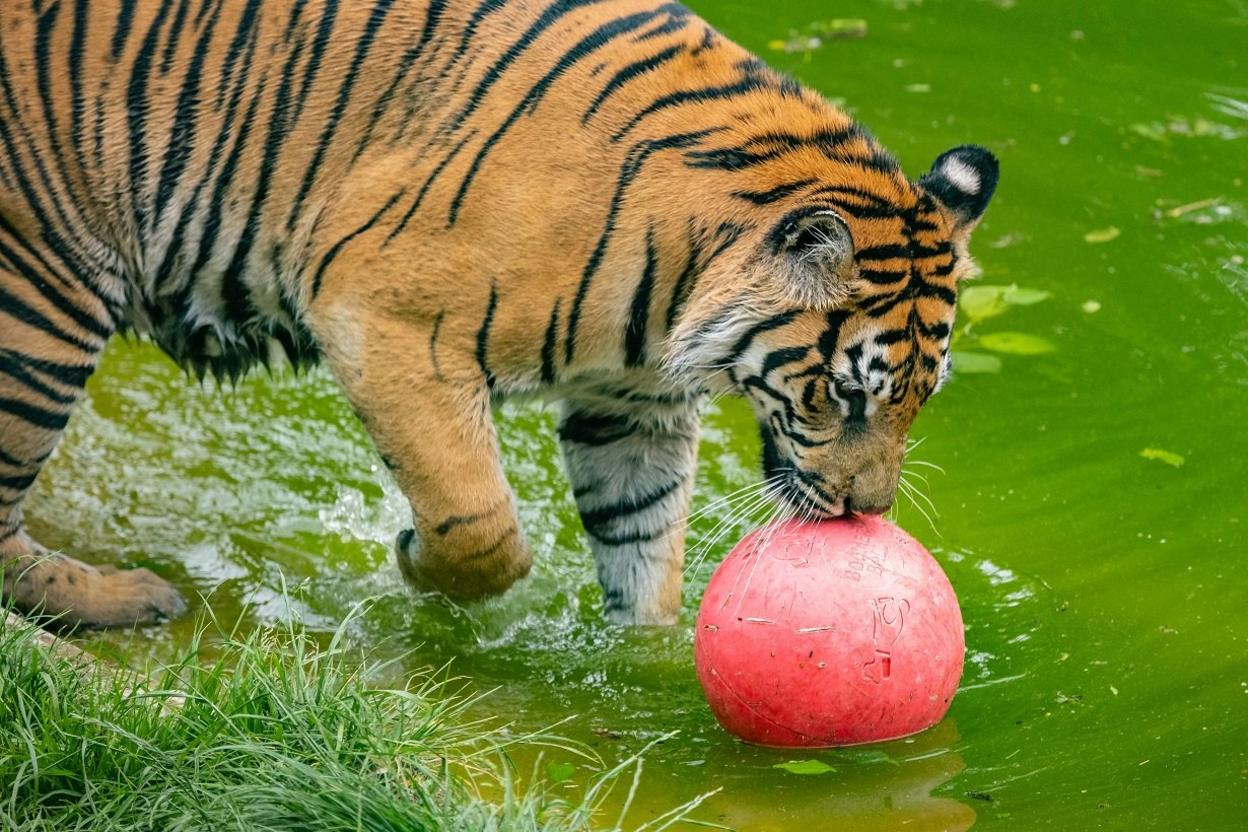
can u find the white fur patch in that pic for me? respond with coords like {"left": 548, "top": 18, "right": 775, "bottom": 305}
{"left": 940, "top": 158, "right": 981, "bottom": 195}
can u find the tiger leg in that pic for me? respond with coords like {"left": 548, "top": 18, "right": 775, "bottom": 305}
{"left": 559, "top": 393, "right": 701, "bottom": 625}
{"left": 0, "top": 265, "right": 186, "bottom": 629}
{"left": 311, "top": 308, "right": 531, "bottom": 600}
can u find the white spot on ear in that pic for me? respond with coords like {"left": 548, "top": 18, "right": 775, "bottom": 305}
{"left": 940, "top": 158, "right": 981, "bottom": 195}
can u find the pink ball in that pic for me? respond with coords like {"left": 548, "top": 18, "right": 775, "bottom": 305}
{"left": 694, "top": 515, "right": 965, "bottom": 747}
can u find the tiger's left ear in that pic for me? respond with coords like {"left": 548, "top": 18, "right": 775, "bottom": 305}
{"left": 770, "top": 208, "right": 856, "bottom": 309}
{"left": 919, "top": 145, "right": 999, "bottom": 239}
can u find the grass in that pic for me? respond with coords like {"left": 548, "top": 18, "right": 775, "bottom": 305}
{"left": 0, "top": 603, "right": 714, "bottom": 832}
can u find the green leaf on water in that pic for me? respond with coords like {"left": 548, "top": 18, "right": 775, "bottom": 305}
{"left": 546, "top": 761, "right": 576, "bottom": 783}
{"left": 808, "top": 18, "right": 868, "bottom": 39}
{"left": 958, "top": 285, "right": 1010, "bottom": 323}
{"left": 836, "top": 749, "right": 900, "bottom": 767}
{"left": 978, "top": 332, "right": 1056, "bottom": 355}
{"left": 1002, "top": 286, "right": 1052, "bottom": 305}
{"left": 951, "top": 350, "right": 1003, "bottom": 374}
{"left": 774, "top": 759, "right": 836, "bottom": 775}
{"left": 1140, "top": 448, "right": 1185, "bottom": 468}
{"left": 1084, "top": 226, "right": 1121, "bottom": 244}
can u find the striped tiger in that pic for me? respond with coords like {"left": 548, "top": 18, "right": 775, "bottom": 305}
{"left": 0, "top": 0, "right": 997, "bottom": 629}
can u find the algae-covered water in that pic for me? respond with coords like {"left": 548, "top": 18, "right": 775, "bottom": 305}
{"left": 26, "top": 0, "right": 1248, "bottom": 828}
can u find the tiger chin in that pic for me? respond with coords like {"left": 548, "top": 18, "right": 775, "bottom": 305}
{"left": 0, "top": 0, "right": 996, "bottom": 630}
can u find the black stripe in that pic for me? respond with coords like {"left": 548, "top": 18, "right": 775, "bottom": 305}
{"left": 664, "top": 227, "right": 701, "bottom": 333}
{"left": 186, "top": 69, "right": 268, "bottom": 293}
{"left": 859, "top": 268, "right": 907, "bottom": 285}
{"left": 0, "top": 397, "right": 70, "bottom": 432}
{"left": 0, "top": 472, "right": 39, "bottom": 492}
{"left": 215, "top": 0, "right": 263, "bottom": 109}
{"left": 289, "top": 0, "right": 339, "bottom": 126}
{"left": 0, "top": 352, "right": 88, "bottom": 406}
{"left": 856, "top": 244, "right": 912, "bottom": 262}
{"left": 0, "top": 39, "right": 106, "bottom": 279}
{"left": 760, "top": 345, "right": 809, "bottom": 379}
{"left": 0, "top": 284, "right": 99, "bottom": 351}
{"left": 352, "top": 0, "right": 447, "bottom": 163}
{"left": 110, "top": 0, "right": 138, "bottom": 60}
{"left": 540, "top": 299, "right": 561, "bottom": 384}
{"left": 633, "top": 5, "right": 692, "bottom": 40}
{"left": 665, "top": 220, "right": 743, "bottom": 331}
{"left": 310, "top": 189, "right": 406, "bottom": 297}
{"left": 173, "top": 60, "right": 268, "bottom": 350}
{"left": 126, "top": 0, "right": 177, "bottom": 239}
{"left": 446, "top": 0, "right": 606, "bottom": 137}
{"left": 586, "top": 526, "right": 664, "bottom": 546}
{"left": 447, "top": 6, "right": 665, "bottom": 226}
{"left": 151, "top": 0, "right": 225, "bottom": 227}
{"left": 221, "top": 9, "right": 314, "bottom": 318}
{"left": 287, "top": 0, "right": 396, "bottom": 231}
{"left": 0, "top": 240, "right": 110, "bottom": 340}
{"left": 612, "top": 73, "right": 772, "bottom": 142}
{"left": 159, "top": 0, "right": 194, "bottom": 73}
{"left": 149, "top": 5, "right": 252, "bottom": 303}
{"left": 624, "top": 228, "right": 658, "bottom": 367}
{"left": 429, "top": 310, "right": 445, "bottom": 380}
{"left": 718, "top": 311, "right": 799, "bottom": 367}
{"left": 731, "top": 178, "right": 817, "bottom": 206}
{"left": 684, "top": 125, "right": 863, "bottom": 172}
{"left": 34, "top": 1, "right": 80, "bottom": 214}
{"left": 579, "top": 477, "right": 683, "bottom": 530}
{"left": 435, "top": 509, "right": 492, "bottom": 536}
{"left": 558, "top": 411, "right": 635, "bottom": 446}
{"left": 582, "top": 43, "right": 684, "bottom": 124}
{"left": 565, "top": 128, "right": 722, "bottom": 363}
{"left": 445, "top": 0, "right": 507, "bottom": 74}
{"left": 476, "top": 284, "right": 499, "bottom": 387}
{"left": 385, "top": 131, "right": 476, "bottom": 245}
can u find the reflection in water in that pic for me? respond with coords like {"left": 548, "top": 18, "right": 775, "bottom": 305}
{"left": 688, "top": 720, "right": 974, "bottom": 832}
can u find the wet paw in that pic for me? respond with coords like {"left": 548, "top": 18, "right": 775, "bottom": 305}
{"left": 395, "top": 526, "right": 531, "bottom": 601}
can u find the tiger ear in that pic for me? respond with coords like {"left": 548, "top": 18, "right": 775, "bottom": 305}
{"left": 919, "top": 144, "right": 999, "bottom": 237}
{"left": 770, "top": 209, "right": 856, "bottom": 308}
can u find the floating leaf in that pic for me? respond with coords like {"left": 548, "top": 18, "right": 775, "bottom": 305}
{"left": 950, "top": 350, "right": 1002, "bottom": 374}
{"left": 958, "top": 285, "right": 1010, "bottom": 322}
{"left": 546, "top": 761, "right": 576, "bottom": 783}
{"left": 1140, "top": 448, "right": 1185, "bottom": 468}
{"left": 836, "top": 749, "right": 900, "bottom": 767}
{"left": 978, "top": 332, "right": 1056, "bottom": 355}
{"left": 774, "top": 759, "right": 836, "bottom": 775}
{"left": 1164, "top": 197, "right": 1222, "bottom": 218}
{"left": 1002, "top": 286, "right": 1051, "bottom": 305}
{"left": 808, "top": 18, "right": 868, "bottom": 39}
{"left": 1084, "top": 226, "right": 1121, "bottom": 244}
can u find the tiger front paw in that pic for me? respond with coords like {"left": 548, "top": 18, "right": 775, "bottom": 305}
{"left": 395, "top": 526, "right": 531, "bottom": 601}
{"left": 7, "top": 555, "right": 188, "bottom": 630}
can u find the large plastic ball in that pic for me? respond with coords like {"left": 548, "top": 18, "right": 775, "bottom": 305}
{"left": 694, "top": 515, "right": 965, "bottom": 747}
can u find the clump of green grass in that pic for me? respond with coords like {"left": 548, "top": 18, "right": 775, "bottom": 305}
{"left": 0, "top": 604, "right": 711, "bottom": 831}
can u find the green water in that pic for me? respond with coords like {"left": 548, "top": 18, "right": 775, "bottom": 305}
{"left": 25, "top": 0, "right": 1247, "bottom": 828}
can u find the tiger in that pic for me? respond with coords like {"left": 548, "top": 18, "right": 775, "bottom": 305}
{"left": 0, "top": 0, "right": 997, "bottom": 630}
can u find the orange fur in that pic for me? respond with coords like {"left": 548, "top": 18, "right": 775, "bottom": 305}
{"left": 0, "top": 0, "right": 995, "bottom": 627}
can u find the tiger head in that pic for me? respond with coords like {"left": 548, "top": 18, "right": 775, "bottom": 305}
{"left": 668, "top": 143, "right": 998, "bottom": 519}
